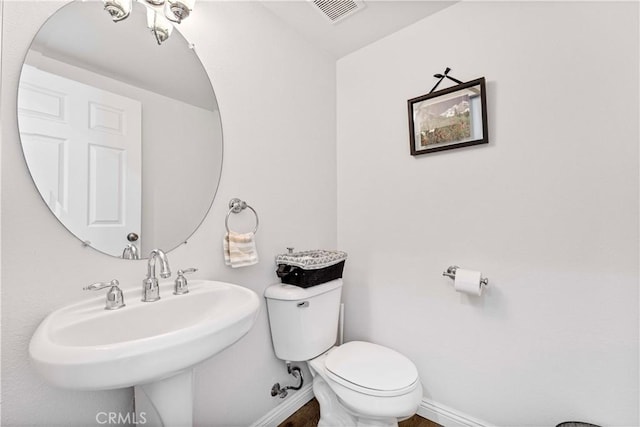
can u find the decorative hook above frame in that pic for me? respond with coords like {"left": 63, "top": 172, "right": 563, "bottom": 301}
{"left": 407, "top": 68, "right": 488, "bottom": 156}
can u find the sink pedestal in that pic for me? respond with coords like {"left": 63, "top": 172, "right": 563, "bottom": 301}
{"left": 135, "top": 370, "right": 194, "bottom": 427}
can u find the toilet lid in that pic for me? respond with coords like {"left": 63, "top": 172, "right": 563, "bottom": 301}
{"left": 325, "top": 341, "right": 418, "bottom": 396}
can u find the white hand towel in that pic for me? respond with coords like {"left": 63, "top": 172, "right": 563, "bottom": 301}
{"left": 223, "top": 231, "right": 259, "bottom": 268}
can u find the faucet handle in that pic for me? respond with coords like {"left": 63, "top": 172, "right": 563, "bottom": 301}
{"left": 84, "top": 279, "right": 119, "bottom": 291}
{"left": 174, "top": 268, "right": 197, "bottom": 295}
{"left": 84, "top": 279, "right": 125, "bottom": 310}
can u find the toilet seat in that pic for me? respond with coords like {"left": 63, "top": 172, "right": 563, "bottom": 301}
{"left": 324, "top": 341, "right": 419, "bottom": 397}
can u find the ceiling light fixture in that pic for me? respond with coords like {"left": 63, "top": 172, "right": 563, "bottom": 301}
{"left": 102, "top": 0, "right": 195, "bottom": 45}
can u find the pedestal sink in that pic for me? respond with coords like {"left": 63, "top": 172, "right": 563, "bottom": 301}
{"left": 29, "top": 280, "right": 260, "bottom": 426}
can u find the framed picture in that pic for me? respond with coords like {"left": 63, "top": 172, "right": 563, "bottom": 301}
{"left": 408, "top": 77, "right": 488, "bottom": 156}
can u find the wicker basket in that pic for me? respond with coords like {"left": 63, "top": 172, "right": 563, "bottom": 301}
{"left": 275, "top": 250, "right": 347, "bottom": 288}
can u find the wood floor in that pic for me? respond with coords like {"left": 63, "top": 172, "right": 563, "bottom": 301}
{"left": 278, "top": 398, "right": 441, "bottom": 427}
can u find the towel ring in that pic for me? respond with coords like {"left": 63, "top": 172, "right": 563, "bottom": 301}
{"left": 225, "top": 198, "right": 259, "bottom": 234}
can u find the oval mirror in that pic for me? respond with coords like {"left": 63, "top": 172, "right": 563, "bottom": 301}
{"left": 17, "top": 0, "right": 223, "bottom": 259}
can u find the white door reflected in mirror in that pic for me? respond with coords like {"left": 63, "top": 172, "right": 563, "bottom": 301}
{"left": 19, "top": 65, "right": 143, "bottom": 256}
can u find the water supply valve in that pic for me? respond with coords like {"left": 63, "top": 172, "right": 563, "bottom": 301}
{"left": 270, "top": 362, "right": 303, "bottom": 399}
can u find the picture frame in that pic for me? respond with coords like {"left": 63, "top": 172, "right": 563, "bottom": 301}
{"left": 408, "top": 77, "right": 488, "bottom": 156}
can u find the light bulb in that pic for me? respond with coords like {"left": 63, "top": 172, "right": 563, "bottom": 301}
{"left": 103, "top": 0, "right": 132, "bottom": 22}
{"left": 166, "top": 0, "right": 195, "bottom": 23}
{"left": 147, "top": 8, "right": 174, "bottom": 44}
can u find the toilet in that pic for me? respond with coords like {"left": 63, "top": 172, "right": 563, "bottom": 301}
{"left": 265, "top": 279, "right": 422, "bottom": 427}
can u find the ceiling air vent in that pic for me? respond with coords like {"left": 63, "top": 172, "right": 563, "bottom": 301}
{"left": 312, "top": 0, "right": 366, "bottom": 24}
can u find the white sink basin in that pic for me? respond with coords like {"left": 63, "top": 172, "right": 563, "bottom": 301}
{"left": 29, "top": 280, "right": 260, "bottom": 390}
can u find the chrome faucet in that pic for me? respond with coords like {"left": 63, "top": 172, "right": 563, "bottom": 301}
{"left": 142, "top": 249, "right": 171, "bottom": 302}
{"left": 122, "top": 243, "right": 140, "bottom": 260}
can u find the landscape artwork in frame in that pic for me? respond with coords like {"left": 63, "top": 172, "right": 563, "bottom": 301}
{"left": 408, "top": 77, "right": 488, "bottom": 155}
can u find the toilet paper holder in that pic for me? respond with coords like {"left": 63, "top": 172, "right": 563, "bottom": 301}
{"left": 442, "top": 265, "right": 489, "bottom": 287}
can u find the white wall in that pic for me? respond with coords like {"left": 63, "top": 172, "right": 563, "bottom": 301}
{"left": 337, "top": 2, "right": 638, "bottom": 426}
{"left": 1, "top": 1, "right": 336, "bottom": 426}
{"left": 0, "top": 0, "right": 4, "bottom": 419}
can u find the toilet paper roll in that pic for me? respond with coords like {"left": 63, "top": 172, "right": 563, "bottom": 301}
{"left": 454, "top": 268, "right": 483, "bottom": 296}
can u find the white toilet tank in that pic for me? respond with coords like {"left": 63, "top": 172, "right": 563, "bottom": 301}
{"left": 264, "top": 279, "right": 343, "bottom": 362}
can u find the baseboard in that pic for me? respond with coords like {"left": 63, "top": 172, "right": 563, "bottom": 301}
{"left": 250, "top": 383, "right": 314, "bottom": 427}
{"left": 418, "top": 398, "right": 490, "bottom": 427}
{"left": 249, "top": 385, "right": 488, "bottom": 427}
